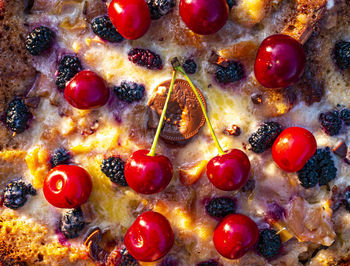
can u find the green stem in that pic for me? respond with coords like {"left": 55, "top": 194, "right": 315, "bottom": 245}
{"left": 148, "top": 70, "right": 178, "bottom": 157}
{"left": 175, "top": 65, "right": 225, "bottom": 155}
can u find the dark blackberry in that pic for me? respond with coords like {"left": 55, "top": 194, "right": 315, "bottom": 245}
{"left": 182, "top": 59, "right": 197, "bottom": 74}
{"left": 101, "top": 157, "right": 128, "bottom": 186}
{"left": 146, "top": 0, "right": 176, "bottom": 20}
{"left": 25, "top": 26, "right": 54, "bottom": 56}
{"left": 340, "top": 108, "right": 350, "bottom": 126}
{"left": 256, "top": 229, "right": 281, "bottom": 259}
{"left": 59, "top": 208, "right": 85, "bottom": 239}
{"left": 118, "top": 248, "right": 139, "bottom": 266}
{"left": 128, "top": 48, "right": 163, "bottom": 70}
{"left": 197, "top": 260, "right": 220, "bottom": 266}
{"left": 113, "top": 81, "right": 145, "bottom": 103}
{"left": 6, "top": 99, "right": 32, "bottom": 134}
{"left": 215, "top": 61, "right": 244, "bottom": 84}
{"left": 319, "top": 111, "right": 342, "bottom": 136}
{"left": 298, "top": 148, "right": 337, "bottom": 188}
{"left": 205, "top": 197, "right": 236, "bottom": 218}
{"left": 91, "top": 16, "right": 124, "bottom": 43}
{"left": 3, "top": 179, "right": 36, "bottom": 210}
{"left": 334, "top": 41, "right": 350, "bottom": 70}
{"left": 344, "top": 188, "right": 350, "bottom": 212}
{"left": 248, "top": 122, "right": 283, "bottom": 153}
{"left": 56, "top": 55, "right": 82, "bottom": 90}
{"left": 50, "top": 148, "right": 71, "bottom": 168}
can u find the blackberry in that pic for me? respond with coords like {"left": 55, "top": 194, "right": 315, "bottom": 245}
{"left": 91, "top": 16, "right": 124, "bottom": 43}
{"left": 114, "top": 82, "right": 145, "bottom": 103}
{"left": 256, "top": 229, "right": 281, "bottom": 259}
{"left": 6, "top": 99, "right": 32, "bottom": 134}
{"left": 146, "top": 0, "right": 176, "bottom": 20}
{"left": 182, "top": 59, "right": 197, "bottom": 74}
{"left": 59, "top": 208, "right": 85, "bottom": 239}
{"left": 128, "top": 48, "right": 163, "bottom": 70}
{"left": 248, "top": 122, "right": 283, "bottom": 153}
{"left": 25, "top": 26, "right": 54, "bottom": 56}
{"left": 101, "top": 157, "right": 128, "bottom": 186}
{"left": 197, "top": 260, "right": 220, "bottom": 266}
{"left": 319, "top": 111, "right": 342, "bottom": 136}
{"left": 50, "top": 148, "right": 71, "bottom": 168}
{"left": 334, "top": 41, "right": 350, "bottom": 70}
{"left": 215, "top": 61, "right": 244, "bottom": 84}
{"left": 56, "top": 55, "right": 82, "bottom": 90}
{"left": 344, "top": 188, "right": 350, "bottom": 212}
{"left": 340, "top": 108, "right": 350, "bottom": 126}
{"left": 298, "top": 148, "right": 337, "bottom": 188}
{"left": 118, "top": 248, "right": 139, "bottom": 266}
{"left": 205, "top": 197, "right": 236, "bottom": 218}
{"left": 3, "top": 180, "right": 36, "bottom": 210}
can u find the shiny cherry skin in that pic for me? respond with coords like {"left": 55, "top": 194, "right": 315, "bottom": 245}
{"left": 254, "top": 34, "right": 306, "bottom": 88}
{"left": 272, "top": 127, "right": 317, "bottom": 172}
{"left": 124, "top": 211, "right": 174, "bottom": 262}
{"left": 124, "top": 150, "right": 173, "bottom": 194}
{"left": 108, "top": 0, "right": 151, "bottom": 40}
{"left": 213, "top": 214, "right": 259, "bottom": 260}
{"left": 43, "top": 165, "right": 92, "bottom": 208}
{"left": 207, "top": 149, "right": 250, "bottom": 191}
{"left": 179, "top": 0, "right": 229, "bottom": 35}
{"left": 64, "top": 70, "right": 109, "bottom": 110}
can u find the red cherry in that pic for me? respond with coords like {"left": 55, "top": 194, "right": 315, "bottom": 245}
{"left": 125, "top": 211, "right": 174, "bottom": 262}
{"left": 272, "top": 127, "right": 317, "bottom": 172}
{"left": 64, "top": 70, "right": 109, "bottom": 110}
{"left": 254, "top": 34, "right": 306, "bottom": 88}
{"left": 206, "top": 149, "right": 250, "bottom": 191}
{"left": 124, "top": 150, "right": 173, "bottom": 194}
{"left": 43, "top": 165, "right": 92, "bottom": 208}
{"left": 179, "top": 0, "right": 229, "bottom": 35}
{"left": 213, "top": 214, "right": 259, "bottom": 260}
{"left": 108, "top": 0, "right": 151, "bottom": 40}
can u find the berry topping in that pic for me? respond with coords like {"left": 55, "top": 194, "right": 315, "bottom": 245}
{"left": 3, "top": 179, "right": 36, "bottom": 210}
{"left": 50, "top": 148, "right": 71, "bottom": 168}
{"left": 56, "top": 55, "right": 82, "bottom": 90}
{"left": 101, "top": 156, "right": 128, "bottom": 186}
{"left": 256, "top": 229, "right": 282, "bottom": 259}
{"left": 25, "top": 26, "right": 55, "bottom": 56}
{"left": 334, "top": 41, "right": 350, "bottom": 70}
{"left": 249, "top": 122, "right": 283, "bottom": 154}
{"left": 64, "top": 70, "right": 110, "bottom": 110}
{"left": 91, "top": 16, "right": 124, "bottom": 43}
{"left": 297, "top": 148, "right": 337, "bottom": 188}
{"left": 205, "top": 197, "right": 236, "bottom": 217}
{"left": 340, "top": 108, "right": 350, "bottom": 126}
{"left": 254, "top": 34, "right": 306, "bottom": 88}
{"left": 344, "top": 188, "right": 350, "bottom": 212}
{"left": 6, "top": 99, "right": 32, "bottom": 134}
{"left": 128, "top": 48, "right": 163, "bottom": 70}
{"left": 213, "top": 214, "right": 259, "bottom": 259}
{"left": 114, "top": 81, "right": 145, "bottom": 103}
{"left": 179, "top": 0, "right": 229, "bottom": 35}
{"left": 215, "top": 61, "right": 244, "bottom": 84}
{"left": 197, "top": 260, "right": 220, "bottom": 266}
{"left": 124, "top": 211, "right": 174, "bottom": 262}
{"left": 59, "top": 208, "right": 85, "bottom": 239}
{"left": 182, "top": 59, "right": 197, "bottom": 74}
{"left": 107, "top": 247, "right": 140, "bottom": 266}
{"left": 272, "top": 127, "right": 317, "bottom": 172}
{"left": 108, "top": 0, "right": 151, "bottom": 40}
{"left": 207, "top": 149, "right": 250, "bottom": 191}
{"left": 319, "top": 111, "right": 343, "bottom": 136}
{"left": 146, "top": 0, "right": 176, "bottom": 20}
{"left": 43, "top": 165, "right": 92, "bottom": 208}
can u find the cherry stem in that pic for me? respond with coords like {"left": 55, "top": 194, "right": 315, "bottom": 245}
{"left": 148, "top": 70, "right": 178, "bottom": 157}
{"left": 172, "top": 59, "right": 225, "bottom": 155}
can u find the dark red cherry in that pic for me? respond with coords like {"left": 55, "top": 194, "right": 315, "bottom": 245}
{"left": 272, "top": 127, "right": 317, "bottom": 172}
{"left": 254, "top": 34, "right": 306, "bottom": 88}
{"left": 124, "top": 211, "right": 174, "bottom": 262}
{"left": 207, "top": 149, "right": 250, "bottom": 191}
{"left": 179, "top": 0, "right": 229, "bottom": 35}
{"left": 64, "top": 70, "right": 109, "bottom": 110}
{"left": 124, "top": 150, "right": 173, "bottom": 194}
{"left": 108, "top": 0, "right": 151, "bottom": 40}
{"left": 43, "top": 165, "right": 92, "bottom": 208}
{"left": 213, "top": 214, "right": 259, "bottom": 260}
